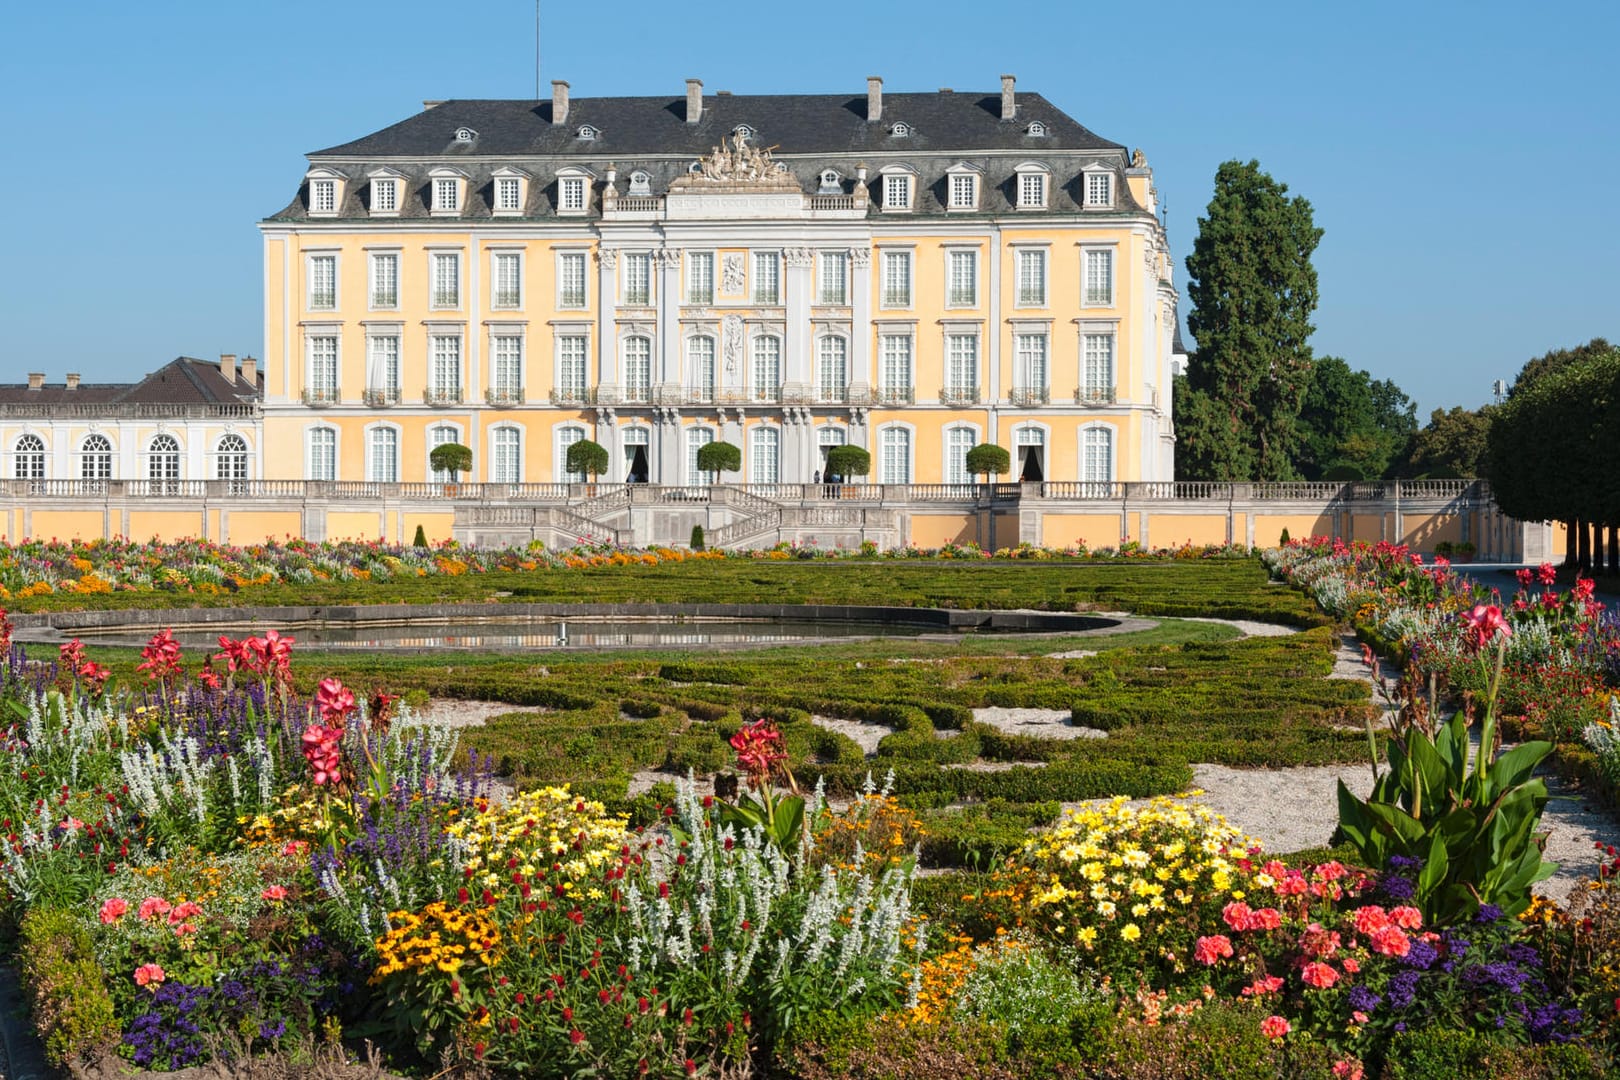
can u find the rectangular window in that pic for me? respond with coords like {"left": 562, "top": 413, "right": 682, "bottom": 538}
{"left": 431, "top": 335, "right": 462, "bottom": 401}
{"left": 557, "top": 336, "right": 589, "bottom": 397}
{"left": 492, "top": 336, "right": 523, "bottom": 396}
{"left": 434, "top": 177, "right": 460, "bottom": 213}
{"left": 369, "top": 252, "right": 398, "bottom": 308}
{"left": 558, "top": 252, "right": 587, "bottom": 308}
{"left": 308, "top": 336, "right": 338, "bottom": 394}
{"left": 624, "top": 252, "right": 651, "bottom": 305}
{"left": 495, "top": 176, "right": 522, "bottom": 212}
{"left": 818, "top": 251, "right": 848, "bottom": 305}
{"left": 687, "top": 251, "right": 714, "bottom": 304}
{"left": 559, "top": 176, "right": 586, "bottom": 212}
{"left": 623, "top": 338, "right": 652, "bottom": 401}
{"left": 688, "top": 336, "right": 716, "bottom": 400}
{"left": 947, "top": 334, "right": 978, "bottom": 398}
{"left": 1084, "top": 248, "right": 1114, "bottom": 306}
{"left": 883, "top": 174, "right": 911, "bottom": 210}
{"left": 1083, "top": 333, "right": 1115, "bottom": 401}
{"left": 881, "top": 250, "right": 912, "bottom": 307}
{"left": 369, "top": 429, "right": 399, "bottom": 483}
{"left": 1018, "top": 173, "right": 1046, "bottom": 208}
{"left": 493, "top": 252, "right": 522, "bottom": 308}
{"left": 309, "top": 430, "right": 336, "bottom": 481}
{"left": 752, "top": 252, "right": 780, "bottom": 304}
{"left": 880, "top": 335, "right": 913, "bottom": 401}
{"left": 948, "top": 250, "right": 977, "bottom": 307}
{"left": 308, "top": 255, "right": 336, "bottom": 310}
{"left": 1085, "top": 172, "right": 1113, "bottom": 207}
{"left": 818, "top": 337, "right": 848, "bottom": 402}
{"left": 492, "top": 428, "right": 521, "bottom": 483}
{"left": 1016, "top": 249, "right": 1047, "bottom": 306}
{"left": 881, "top": 427, "right": 911, "bottom": 484}
{"left": 1016, "top": 334, "right": 1048, "bottom": 394}
{"left": 431, "top": 252, "right": 460, "bottom": 307}
{"left": 310, "top": 179, "right": 335, "bottom": 214}
{"left": 367, "top": 335, "right": 399, "bottom": 396}
{"left": 948, "top": 174, "right": 977, "bottom": 209}
{"left": 371, "top": 178, "right": 397, "bottom": 213}
{"left": 945, "top": 427, "right": 974, "bottom": 486}
{"left": 752, "top": 337, "right": 781, "bottom": 401}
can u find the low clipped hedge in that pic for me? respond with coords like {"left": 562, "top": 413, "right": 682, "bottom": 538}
{"left": 19, "top": 907, "right": 120, "bottom": 1068}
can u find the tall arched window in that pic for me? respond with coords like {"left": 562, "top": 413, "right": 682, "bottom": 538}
{"left": 944, "top": 427, "right": 975, "bottom": 486}
{"left": 752, "top": 336, "right": 781, "bottom": 402}
{"left": 308, "top": 428, "right": 336, "bottom": 481}
{"left": 687, "top": 336, "right": 716, "bottom": 403}
{"left": 80, "top": 434, "right": 113, "bottom": 489}
{"left": 880, "top": 427, "right": 912, "bottom": 485}
{"left": 817, "top": 337, "right": 848, "bottom": 403}
{"left": 148, "top": 434, "right": 181, "bottom": 492}
{"left": 622, "top": 426, "right": 651, "bottom": 483}
{"left": 1014, "top": 427, "right": 1046, "bottom": 483}
{"left": 491, "top": 427, "right": 521, "bottom": 483}
{"left": 1082, "top": 425, "right": 1114, "bottom": 490}
{"left": 368, "top": 427, "right": 400, "bottom": 483}
{"left": 428, "top": 425, "right": 461, "bottom": 482}
{"left": 686, "top": 427, "right": 715, "bottom": 486}
{"left": 216, "top": 433, "right": 249, "bottom": 493}
{"left": 750, "top": 427, "right": 780, "bottom": 485}
{"left": 13, "top": 435, "right": 44, "bottom": 483}
{"left": 558, "top": 425, "right": 586, "bottom": 482}
{"left": 817, "top": 426, "right": 846, "bottom": 480}
{"left": 623, "top": 336, "right": 652, "bottom": 402}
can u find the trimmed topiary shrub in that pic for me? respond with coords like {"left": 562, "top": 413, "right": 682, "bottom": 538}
{"left": 691, "top": 524, "right": 705, "bottom": 550}
{"left": 20, "top": 907, "right": 120, "bottom": 1068}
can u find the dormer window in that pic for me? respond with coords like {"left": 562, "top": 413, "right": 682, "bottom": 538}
{"left": 628, "top": 170, "right": 652, "bottom": 196}
{"left": 1026, "top": 121, "right": 1047, "bottom": 137}
{"left": 1083, "top": 168, "right": 1114, "bottom": 208}
{"left": 491, "top": 167, "right": 529, "bottom": 216}
{"left": 576, "top": 124, "right": 599, "bottom": 140}
{"left": 556, "top": 168, "right": 593, "bottom": 215}
{"left": 369, "top": 174, "right": 400, "bottom": 216}
{"left": 946, "top": 164, "right": 981, "bottom": 211}
{"left": 817, "top": 169, "right": 841, "bottom": 194}
{"left": 429, "top": 170, "right": 466, "bottom": 215}
{"left": 454, "top": 127, "right": 477, "bottom": 141}
{"left": 890, "top": 122, "right": 912, "bottom": 137}
{"left": 1014, "top": 163, "right": 1050, "bottom": 209}
{"left": 880, "top": 167, "right": 915, "bottom": 211}
{"left": 733, "top": 124, "right": 755, "bottom": 141}
{"left": 305, "top": 168, "right": 344, "bottom": 217}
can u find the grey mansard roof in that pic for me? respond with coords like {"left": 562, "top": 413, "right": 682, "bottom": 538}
{"left": 0, "top": 359, "right": 260, "bottom": 407}
{"left": 268, "top": 88, "right": 1145, "bottom": 222}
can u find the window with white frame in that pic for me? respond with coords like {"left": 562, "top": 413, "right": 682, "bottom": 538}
{"left": 431, "top": 252, "right": 460, "bottom": 307}
{"left": 491, "top": 427, "right": 521, "bottom": 483}
{"left": 880, "top": 335, "right": 913, "bottom": 399}
{"left": 491, "top": 336, "right": 523, "bottom": 400}
{"left": 817, "top": 337, "right": 848, "bottom": 402}
{"left": 216, "top": 434, "right": 248, "bottom": 488}
{"left": 368, "top": 427, "right": 400, "bottom": 483}
{"left": 880, "top": 427, "right": 911, "bottom": 484}
{"left": 308, "top": 254, "right": 336, "bottom": 310}
{"left": 430, "top": 335, "right": 462, "bottom": 401}
{"left": 558, "top": 252, "right": 587, "bottom": 308}
{"left": 1083, "top": 425, "right": 1114, "bottom": 484}
{"left": 493, "top": 252, "right": 522, "bottom": 308}
{"left": 1016, "top": 248, "right": 1047, "bottom": 306}
{"left": 750, "top": 427, "right": 780, "bottom": 484}
{"left": 881, "top": 250, "right": 912, "bottom": 307}
{"left": 1084, "top": 248, "right": 1114, "bottom": 306}
{"left": 623, "top": 252, "right": 651, "bottom": 305}
{"left": 1018, "top": 171, "right": 1047, "bottom": 208}
{"left": 946, "top": 334, "right": 978, "bottom": 399}
{"left": 688, "top": 336, "right": 716, "bottom": 401}
{"left": 945, "top": 427, "right": 975, "bottom": 485}
{"left": 371, "top": 177, "right": 398, "bottom": 214}
{"left": 558, "top": 426, "right": 586, "bottom": 482}
{"left": 308, "top": 336, "right": 338, "bottom": 397}
{"left": 494, "top": 176, "right": 522, "bottom": 213}
{"left": 428, "top": 425, "right": 460, "bottom": 482}
{"left": 433, "top": 177, "right": 460, "bottom": 213}
{"left": 883, "top": 173, "right": 912, "bottom": 210}
{"left": 622, "top": 336, "right": 652, "bottom": 401}
{"left": 948, "top": 250, "right": 977, "bottom": 306}
{"left": 81, "top": 434, "right": 113, "bottom": 484}
{"left": 818, "top": 251, "right": 848, "bottom": 305}
{"left": 308, "top": 428, "right": 336, "bottom": 481}
{"left": 687, "top": 427, "right": 716, "bottom": 486}
{"left": 752, "top": 252, "right": 780, "bottom": 304}
{"left": 627, "top": 171, "right": 652, "bottom": 196}
{"left": 13, "top": 434, "right": 44, "bottom": 481}
{"left": 369, "top": 252, "right": 398, "bottom": 308}
{"left": 367, "top": 335, "right": 399, "bottom": 398}
{"left": 1083, "top": 333, "right": 1115, "bottom": 401}
{"left": 1016, "top": 333, "right": 1048, "bottom": 395}
{"left": 310, "top": 178, "right": 336, "bottom": 214}
{"left": 687, "top": 251, "right": 714, "bottom": 304}
{"left": 558, "top": 175, "right": 587, "bottom": 213}
{"left": 1085, "top": 171, "right": 1113, "bottom": 208}
{"left": 147, "top": 434, "right": 181, "bottom": 487}
{"left": 752, "top": 335, "right": 781, "bottom": 401}
{"left": 948, "top": 173, "right": 978, "bottom": 210}
{"left": 557, "top": 335, "right": 588, "bottom": 398}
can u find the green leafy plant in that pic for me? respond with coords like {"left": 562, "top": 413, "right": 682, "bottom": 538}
{"left": 964, "top": 443, "right": 1010, "bottom": 483}
{"left": 1337, "top": 605, "right": 1556, "bottom": 922}
{"left": 695, "top": 439, "right": 741, "bottom": 477}
{"left": 20, "top": 907, "right": 120, "bottom": 1067}
{"left": 564, "top": 438, "right": 610, "bottom": 481}
{"left": 717, "top": 719, "right": 805, "bottom": 850}
{"left": 690, "top": 524, "right": 705, "bottom": 550}
{"left": 427, "top": 442, "right": 472, "bottom": 481}
{"left": 823, "top": 445, "right": 870, "bottom": 482}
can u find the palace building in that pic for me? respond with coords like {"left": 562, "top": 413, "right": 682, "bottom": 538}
{"left": 259, "top": 76, "right": 1180, "bottom": 488}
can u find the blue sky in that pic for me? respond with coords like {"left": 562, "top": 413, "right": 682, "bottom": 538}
{"left": 2, "top": 0, "right": 1614, "bottom": 416}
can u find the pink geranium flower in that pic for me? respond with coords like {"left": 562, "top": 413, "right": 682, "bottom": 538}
{"left": 99, "top": 897, "right": 128, "bottom": 924}
{"left": 261, "top": 885, "right": 289, "bottom": 902}
{"left": 1260, "top": 1015, "right": 1290, "bottom": 1040}
{"left": 1301, "top": 961, "right": 1339, "bottom": 988}
{"left": 137, "top": 896, "right": 172, "bottom": 921}
{"left": 134, "top": 963, "right": 166, "bottom": 988}
{"left": 1390, "top": 905, "right": 1423, "bottom": 929}
{"left": 1193, "top": 935, "right": 1234, "bottom": 965}
{"left": 167, "top": 901, "right": 202, "bottom": 924}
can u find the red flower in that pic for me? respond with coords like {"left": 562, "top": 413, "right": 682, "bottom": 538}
{"left": 1301, "top": 961, "right": 1339, "bottom": 988}
{"left": 315, "top": 677, "right": 356, "bottom": 724}
{"left": 1193, "top": 935, "right": 1233, "bottom": 965}
{"left": 1462, "top": 603, "right": 1512, "bottom": 649}
{"left": 1260, "top": 1015, "right": 1290, "bottom": 1040}
{"left": 135, "top": 629, "right": 184, "bottom": 682}
{"left": 569, "top": 1029, "right": 585, "bottom": 1045}
{"left": 728, "top": 719, "right": 788, "bottom": 782}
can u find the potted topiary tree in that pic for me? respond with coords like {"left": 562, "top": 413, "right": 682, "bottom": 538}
{"left": 429, "top": 442, "right": 473, "bottom": 495}
{"left": 695, "top": 440, "right": 741, "bottom": 484}
{"left": 964, "top": 442, "right": 1010, "bottom": 487}
{"left": 822, "top": 445, "right": 871, "bottom": 497}
{"left": 565, "top": 439, "right": 610, "bottom": 493}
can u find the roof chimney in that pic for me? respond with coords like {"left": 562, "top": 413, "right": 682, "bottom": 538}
{"left": 220, "top": 353, "right": 238, "bottom": 383}
{"left": 422, "top": 100, "right": 446, "bottom": 110}
{"left": 1000, "top": 74, "right": 1016, "bottom": 120}
{"left": 685, "top": 78, "right": 703, "bottom": 124}
{"left": 551, "top": 80, "right": 570, "bottom": 126}
{"left": 867, "top": 76, "right": 883, "bottom": 123}
{"left": 242, "top": 358, "right": 258, "bottom": 389}
{"left": 65, "top": 373, "right": 80, "bottom": 390}
{"left": 26, "top": 373, "right": 44, "bottom": 390}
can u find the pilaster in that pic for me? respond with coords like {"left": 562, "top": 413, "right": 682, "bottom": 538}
{"left": 784, "top": 247, "right": 813, "bottom": 387}
{"left": 851, "top": 247, "right": 873, "bottom": 389}
{"left": 656, "top": 248, "right": 682, "bottom": 386}
{"left": 596, "top": 249, "right": 618, "bottom": 386}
